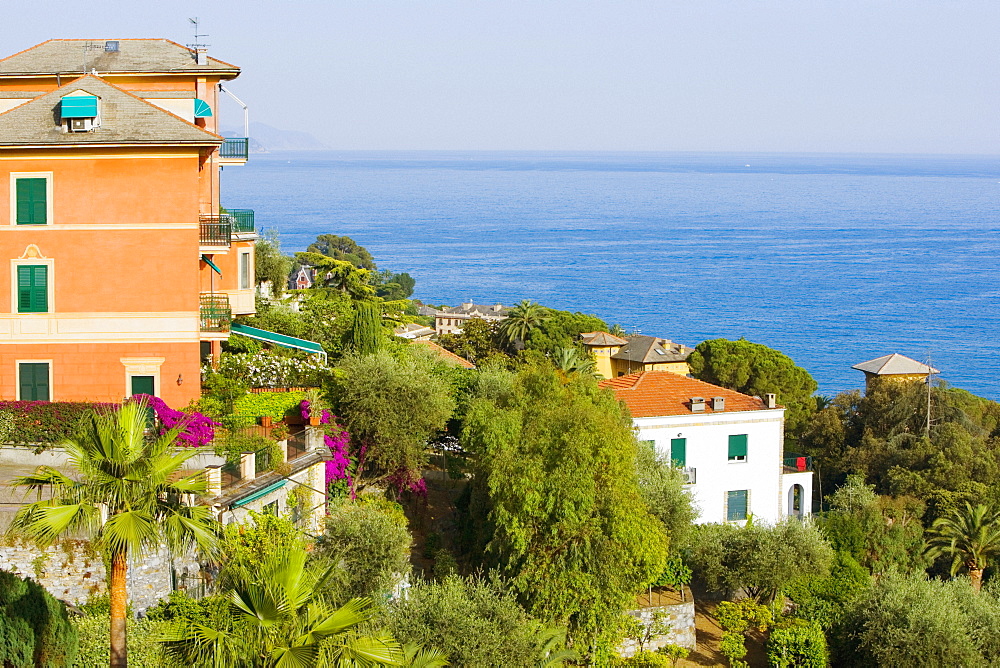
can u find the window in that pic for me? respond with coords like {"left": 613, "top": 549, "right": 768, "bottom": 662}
{"left": 239, "top": 251, "right": 251, "bottom": 290}
{"left": 670, "top": 438, "right": 687, "bottom": 467}
{"left": 728, "top": 434, "right": 748, "bottom": 462}
{"left": 727, "top": 490, "right": 749, "bottom": 521}
{"left": 18, "top": 362, "right": 50, "bottom": 401}
{"left": 11, "top": 173, "right": 52, "bottom": 225}
{"left": 130, "top": 375, "right": 155, "bottom": 397}
{"left": 17, "top": 265, "right": 48, "bottom": 313}
{"left": 263, "top": 500, "right": 278, "bottom": 516}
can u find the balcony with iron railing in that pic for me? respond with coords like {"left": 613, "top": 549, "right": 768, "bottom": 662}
{"left": 228, "top": 208, "right": 255, "bottom": 235}
{"left": 200, "top": 293, "right": 232, "bottom": 333}
{"left": 220, "top": 138, "right": 249, "bottom": 163}
{"left": 783, "top": 453, "right": 813, "bottom": 473}
{"left": 199, "top": 215, "right": 232, "bottom": 247}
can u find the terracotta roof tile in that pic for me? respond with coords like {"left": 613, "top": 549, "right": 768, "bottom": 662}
{"left": 599, "top": 371, "right": 772, "bottom": 418}
{"left": 412, "top": 340, "right": 476, "bottom": 369}
{"left": 580, "top": 331, "right": 629, "bottom": 346}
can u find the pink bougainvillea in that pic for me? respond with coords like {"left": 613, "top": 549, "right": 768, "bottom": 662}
{"left": 300, "top": 399, "right": 355, "bottom": 498}
{"left": 131, "top": 394, "right": 218, "bottom": 448}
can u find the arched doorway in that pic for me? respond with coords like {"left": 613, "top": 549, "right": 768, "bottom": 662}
{"left": 788, "top": 484, "right": 805, "bottom": 517}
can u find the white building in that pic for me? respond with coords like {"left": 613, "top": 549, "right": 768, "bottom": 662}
{"left": 601, "top": 371, "right": 813, "bottom": 524}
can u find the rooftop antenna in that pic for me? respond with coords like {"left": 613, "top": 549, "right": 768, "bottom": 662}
{"left": 187, "top": 17, "right": 210, "bottom": 63}
{"left": 81, "top": 40, "right": 103, "bottom": 75}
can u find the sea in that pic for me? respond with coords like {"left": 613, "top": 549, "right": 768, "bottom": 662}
{"left": 221, "top": 151, "right": 1000, "bottom": 401}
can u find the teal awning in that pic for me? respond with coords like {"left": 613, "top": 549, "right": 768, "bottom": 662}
{"left": 232, "top": 480, "right": 286, "bottom": 508}
{"left": 201, "top": 254, "right": 222, "bottom": 275}
{"left": 61, "top": 95, "right": 98, "bottom": 118}
{"left": 193, "top": 98, "right": 213, "bottom": 118}
{"left": 230, "top": 324, "right": 326, "bottom": 356}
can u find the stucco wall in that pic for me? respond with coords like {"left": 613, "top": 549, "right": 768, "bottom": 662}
{"left": 634, "top": 408, "right": 789, "bottom": 524}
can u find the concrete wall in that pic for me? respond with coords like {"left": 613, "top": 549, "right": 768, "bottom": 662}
{"left": 618, "top": 600, "right": 697, "bottom": 657}
{"left": 0, "top": 538, "right": 201, "bottom": 612}
{"left": 633, "top": 408, "right": 789, "bottom": 524}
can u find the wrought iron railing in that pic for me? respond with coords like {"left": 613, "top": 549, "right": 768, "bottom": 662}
{"left": 200, "top": 293, "right": 231, "bottom": 332}
{"left": 220, "top": 138, "right": 249, "bottom": 160}
{"left": 783, "top": 454, "right": 813, "bottom": 472}
{"left": 199, "top": 215, "right": 232, "bottom": 246}
{"left": 228, "top": 208, "right": 255, "bottom": 234}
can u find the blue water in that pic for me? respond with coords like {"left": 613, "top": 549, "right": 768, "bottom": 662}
{"left": 221, "top": 151, "right": 1000, "bottom": 400}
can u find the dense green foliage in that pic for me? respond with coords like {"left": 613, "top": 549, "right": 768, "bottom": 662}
{"left": 329, "top": 350, "right": 456, "bottom": 488}
{"left": 254, "top": 231, "right": 294, "bottom": 297}
{"left": 306, "top": 234, "right": 377, "bottom": 270}
{"left": 0, "top": 570, "right": 77, "bottom": 667}
{"left": 688, "top": 338, "right": 818, "bottom": 436}
{"left": 460, "top": 365, "right": 669, "bottom": 649}
{"left": 230, "top": 390, "right": 308, "bottom": 420}
{"left": 316, "top": 497, "right": 412, "bottom": 598}
{"left": 782, "top": 551, "right": 870, "bottom": 630}
{"left": 766, "top": 620, "right": 827, "bottom": 668}
{"left": 385, "top": 575, "right": 564, "bottom": 667}
{"left": 816, "top": 475, "right": 927, "bottom": 573}
{"left": 686, "top": 520, "right": 833, "bottom": 603}
{"left": 438, "top": 318, "right": 511, "bottom": 368}
{"left": 73, "top": 614, "right": 160, "bottom": 668}
{"left": 523, "top": 308, "right": 608, "bottom": 355}
{"left": 635, "top": 442, "right": 697, "bottom": 553}
{"left": 350, "top": 300, "right": 385, "bottom": 355}
{"left": 832, "top": 572, "right": 1000, "bottom": 667}
{"left": 803, "top": 380, "right": 1000, "bottom": 516}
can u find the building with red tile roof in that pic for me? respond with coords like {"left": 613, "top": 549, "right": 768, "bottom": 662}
{"left": 411, "top": 340, "right": 476, "bottom": 369}
{"left": 600, "top": 371, "right": 811, "bottom": 525}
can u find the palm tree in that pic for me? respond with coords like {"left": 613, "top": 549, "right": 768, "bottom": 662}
{"left": 925, "top": 502, "right": 1000, "bottom": 591}
{"left": 533, "top": 627, "right": 577, "bottom": 666}
{"left": 498, "top": 300, "right": 550, "bottom": 350}
{"left": 552, "top": 347, "right": 597, "bottom": 377}
{"left": 159, "top": 549, "right": 404, "bottom": 667}
{"left": 8, "top": 398, "right": 219, "bottom": 667}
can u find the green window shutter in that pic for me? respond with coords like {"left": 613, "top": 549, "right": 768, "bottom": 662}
{"left": 670, "top": 438, "right": 687, "bottom": 467}
{"left": 130, "top": 375, "right": 155, "bottom": 396}
{"left": 728, "top": 434, "right": 748, "bottom": 461}
{"left": 727, "top": 490, "right": 748, "bottom": 521}
{"left": 19, "top": 363, "right": 50, "bottom": 401}
{"left": 17, "top": 265, "right": 48, "bottom": 313}
{"left": 16, "top": 178, "right": 47, "bottom": 225}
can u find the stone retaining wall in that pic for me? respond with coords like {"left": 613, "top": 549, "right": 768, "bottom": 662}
{"left": 618, "top": 599, "right": 697, "bottom": 657}
{"left": 0, "top": 539, "right": 202, "bottom": 612}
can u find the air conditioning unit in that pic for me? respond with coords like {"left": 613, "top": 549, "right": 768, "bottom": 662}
{"left": 680, "top": 467, "right": 697, "bottom": 485}
{"left": 68, "top": 118, "right": 93, "bottom": 132}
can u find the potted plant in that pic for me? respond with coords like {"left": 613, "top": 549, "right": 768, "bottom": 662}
{"left": 260, "top": 415, "right": 273, "bottom": 428}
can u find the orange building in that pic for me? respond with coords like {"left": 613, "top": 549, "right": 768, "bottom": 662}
{"left": 0, "top": 39, "right": 255, "bottom": 406}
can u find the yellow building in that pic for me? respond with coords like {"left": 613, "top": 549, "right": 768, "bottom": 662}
{"left": 581, "top": 332, "right": 694, "bottom": 379}
{"left": 852, "top": 353, "right": 938, "bottom": 391}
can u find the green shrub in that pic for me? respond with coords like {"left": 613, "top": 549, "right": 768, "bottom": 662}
{"left": 315, "top": 496, "right": 412, "bottom": 598}
{"left": 72, "top": 614, "right": 161, "bottom": 668}
{"left": 614, "top": 650, "right": 671, "bottom": 667}
{"left": 385, "top": 575, "right": 557, "bottom": 667}
{"left": 767, "top": 619, "right": 827, "bottom": 668}
{"left": 653, "top": 555, "right": 692, "bottom": 590}
{"left": 0, "top": 401, "right": 113, "bottom": 445}
{"left": 232, "top": 391, "right": 308, "bottom": 421}
{"left": 0, "top": 570, "right": 78, "bottom": 667}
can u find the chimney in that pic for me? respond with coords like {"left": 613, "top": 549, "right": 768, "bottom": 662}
{"left": 765, "top": 393, "right": 777, "bottom": 409}
{"left": 462, "top": 300, "right": 473, "bottom": 310}
{"left": 690, "top": 397, "right": 705, "bottom": 412}
{"left": 196, "top": 48, "right": 209, "bottom": 66}
{"left": 239, "top": 452, "right": 256, "bottom": 481}
{"left": 204, "top": 464, "right": 222, "bottom": 497}
{"left": 711, "top": 396, "right": 725, "bottom": 411}
{"left": 493, "top": 303, "right": 503, "bottom": 312}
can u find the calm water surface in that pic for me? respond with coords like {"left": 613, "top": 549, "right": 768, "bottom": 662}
{"left": 221, "top": 151, "right": 1000, "bottom": 400}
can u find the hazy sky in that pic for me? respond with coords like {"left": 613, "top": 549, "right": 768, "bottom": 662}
{"left": 3, "top": 0, "right": 997, "bottom": 153}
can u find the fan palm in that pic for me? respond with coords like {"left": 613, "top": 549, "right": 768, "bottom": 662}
{"left": 498, "top": 300, "right": 550, "bottom": 350}
{"left": 7, "top": 398, "right": 219, "bottom": 667}
{"left": 533, "top": 627, "right": 577, "bottom": 667}
{"left": 159, "top": 548, "right": 404, "bottom": 667}
{"left": 925, "top": 502, "right": 1000, "bottom": 591}
{"left": 552, "top": 347, "right": 597, "bottom": 377}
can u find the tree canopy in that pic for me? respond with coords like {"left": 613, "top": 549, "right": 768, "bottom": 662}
{"left": 688, "top": 338, "right": 818, "bottom": 436}
{"left": 459, "top": 365, "right": 669, "bottom": 650}
{"left": 306, "top": 234, "right": 377, "bottom": 270}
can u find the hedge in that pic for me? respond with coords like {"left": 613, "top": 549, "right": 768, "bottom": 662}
{"left": 231, "top": 390, "right": 308, "bottom": 421}
{"left": 0, "top": 401, "right": 114, "bottom": 445}
{"left": 0, "top": 570, "right": 78, "bottom": 667}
